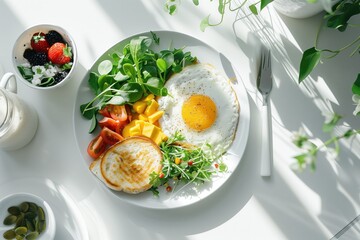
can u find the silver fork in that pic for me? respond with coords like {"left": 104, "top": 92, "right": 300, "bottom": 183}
{"left": 257, "top": 47, "right": 273, "bottom": 177}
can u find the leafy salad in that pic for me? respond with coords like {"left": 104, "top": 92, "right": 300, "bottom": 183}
{"left": 80, "top": 32, "right": 197, "bottom": 133}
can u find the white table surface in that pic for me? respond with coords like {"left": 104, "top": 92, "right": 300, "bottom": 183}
{"left": 0, "top": 0, "right": 359, "bottom": 239}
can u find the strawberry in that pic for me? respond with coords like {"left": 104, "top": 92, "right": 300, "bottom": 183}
{"left": 47, "top": 43, "right": 72, "bottom": 65}
{"left": 30, "top": 32, "right": 50, "bottom": 52}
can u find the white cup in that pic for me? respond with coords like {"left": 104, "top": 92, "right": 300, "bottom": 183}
{"left": 0, "top": 73, "right": 38, "bottom": 150}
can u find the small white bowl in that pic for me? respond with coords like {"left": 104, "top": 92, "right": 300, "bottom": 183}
{"left": 12, "top": 24, "right": 77, "bottom": 90}
{"left": 0, "top": 192, "right": 56, "bottom": 239}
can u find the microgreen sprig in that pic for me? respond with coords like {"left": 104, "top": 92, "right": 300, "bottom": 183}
{"left": 149, "top": 132, "right": 227, "bottom": 196}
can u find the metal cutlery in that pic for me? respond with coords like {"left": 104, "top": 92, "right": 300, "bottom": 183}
{"left": 257, "top": 47, "right": 273, "bottom": 177}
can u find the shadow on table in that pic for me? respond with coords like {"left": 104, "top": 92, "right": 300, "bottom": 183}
{"left": 233, "top": 6, "right": 360, "bottom": 240}
{"left": 0, "top": 1, "right": 23, "bottom": 72}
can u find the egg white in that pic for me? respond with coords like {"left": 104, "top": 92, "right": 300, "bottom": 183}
{"left": 158, "top": 63, "right": 239, "bottom": 153}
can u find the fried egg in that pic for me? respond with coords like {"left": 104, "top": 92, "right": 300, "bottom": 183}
{"left": 158, "top": 63, "right": 239, "bottom": 153}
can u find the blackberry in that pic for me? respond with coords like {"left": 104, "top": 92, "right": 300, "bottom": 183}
{"left": 53, "top": 71, "right": 68, "bottom": 83}
{"left": 45, "top": 30, "right": 65, "bottom": 45}
{"left": 23, "top": 48, "right": 35, "bottom": 61}
{"left": 28, "top": 52, "right": 48, "bottom": 66}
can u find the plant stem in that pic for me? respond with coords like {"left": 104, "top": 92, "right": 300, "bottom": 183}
{"left": 320, "top": 35, "right": 360, "bottom": 58}
{"left": 311, "top": 129, "right": 360, "bottom": 155}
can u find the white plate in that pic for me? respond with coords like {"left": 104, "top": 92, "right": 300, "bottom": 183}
{"left": 73, "top": 30, "right": 250, "bottom": 209}
{"left": 0, "top": 178, "right": 89, "bottom": 240}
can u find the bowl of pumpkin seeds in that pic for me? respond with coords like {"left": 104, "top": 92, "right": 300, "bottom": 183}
{"left": 0, "top": 193, "right": 55, "bottom": 240}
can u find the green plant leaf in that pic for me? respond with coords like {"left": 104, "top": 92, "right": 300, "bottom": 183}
{"left": 260, "top": 0, "right": 274, "bottom": 10}
{"left": 156, "top": 58, "right": 167, "bottom": 73}
{"left": 200, "top": 15, "right": 210, "bottom": 32}
{"left": 352, "top": 73, "right": 360, "bottom": 95}
{"left": 322, "top": 113, "right": 342, "bottom": 133}
{"left": 123, "top": 63, "right": 136, "bottom": 78}
{"left": 144, "top": 77, "right": 168, "bottom": 96}
{"left": 218, "top": 0, "right": 225, "bottom": 14}
{"left": 325, "top": 0, "right": 360, "bottom": 32}
{"left": 193, "top": 0, "right": 199, "bottom": 6}
{"left": 299, "top": 47, "right": 322, "bottom": 83}
{"left": 249, "top": 4, "right": 258, "bottom": 15}
{"left": 114, "top": 71, "right": 129, "bottom": 81}
{"left": 88, "top": 72, "right": 99, "bottom": 95}
{"left": 98, "top": 60, "right": 113, "bottom": 75}
{"left": 150, "top": 31, "right": 160, "bottom": 45}
{"left": 161, "top": 52, "right": 174, "bottom": 69}
{"left": 89, "top": 114, "right": 97, "bottom": 133}
{"left": 80, "top": 102, "right": 95, "bottom": 120}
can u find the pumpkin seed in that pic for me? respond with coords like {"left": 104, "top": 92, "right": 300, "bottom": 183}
{"left": 37, "top": 207, "right": 45, "bottom": 221}
{"left": 24, "top": 212, "right": 36, "bottom": 221}
{"left": 8, "top": 206, "right": 21, "bottom": 216}
{"left": 27, "top": 203, "right": 38, "bottom": 213}
{"left": 15, "top": 235, "right": 25, "bottom": 240}
{"left": 3, "top": 214, "right": 17, "bottom": 225}
{"left": 15, "top": 226, "right": 28, "bottom": 235}
{"left": 15, "top": 214, "right": 25, "bottom": 228}
{"left": 3, "top": 229, "right": 16, "bottom": 239}
{"left": 36, "top": 220, "right": 46, "bottom": 234}
{"left": 19, "top": 202, "right": 29, "bottom": 213}
{"left": 25, "top": 219, "right": 35, "bottom": 232}
{"left": 3, "top": 201, "right": 46, "bottom": 240}
{"left": 25, "top": 232, "right": 39, "bottom": 240}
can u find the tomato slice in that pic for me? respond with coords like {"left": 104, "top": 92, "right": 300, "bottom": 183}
{"left": 100, "top": 127, "right": 124, "bottom": 146}
{"left": 98, "top": 105, "right": 112, "bottom": 118}
{"left": 87, "top": 135, "right": 106, "bottom": 159}
{"left": 109, "top": 105, "right": 127, "bottom": 121}
{"left": 99, "top": 117, "right": 120, "bottom": 132}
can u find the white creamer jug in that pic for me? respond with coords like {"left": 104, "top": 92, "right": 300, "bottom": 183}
{"left": 0, "top": 73, "right": 38, "bottom": 150}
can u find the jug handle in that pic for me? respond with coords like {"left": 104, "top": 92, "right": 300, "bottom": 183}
{"left": 0, "top": 73, "right": 17, "bottom": 93}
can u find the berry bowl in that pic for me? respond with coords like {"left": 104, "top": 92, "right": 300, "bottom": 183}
{"left": 12, "top": 24, "right": 77, "bottom": 90}
{"left": 0, "top": 192, "right": 56, "bottom": 239}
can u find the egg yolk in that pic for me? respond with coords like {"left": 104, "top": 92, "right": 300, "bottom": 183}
{"left": 181, "top": 94, "right": 217, "bottom": 131}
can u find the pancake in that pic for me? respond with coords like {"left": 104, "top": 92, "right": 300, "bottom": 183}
{"left": 90, "top": 136, "right": 162, "bottom": 194}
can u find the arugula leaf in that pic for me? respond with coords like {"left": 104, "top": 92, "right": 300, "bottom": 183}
{"left": 299, "top": 47, "right": 322, "bottom": 83}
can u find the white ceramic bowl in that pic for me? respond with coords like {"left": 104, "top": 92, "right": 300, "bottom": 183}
{"left": 12, "top": 24, "right": 77, "bottom": 90}
{"left": 0, "top": 192, "right": 56, "bottom": 239}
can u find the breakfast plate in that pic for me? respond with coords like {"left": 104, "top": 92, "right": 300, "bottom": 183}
{"left": 73, "top": 30, "right": 250, "bottom": 209}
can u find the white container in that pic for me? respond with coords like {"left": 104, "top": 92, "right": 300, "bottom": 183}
{"left": 12, "top": 24, "right": 77, "bottom": 90}
{"left": 273, "top": 0, "right": 338, "bottom": 18}
{"left": 0, "top": 192, "right": 56, "bottom": 239}
{"left": 0, "top": 73, "right": 38, "bottom": 151}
